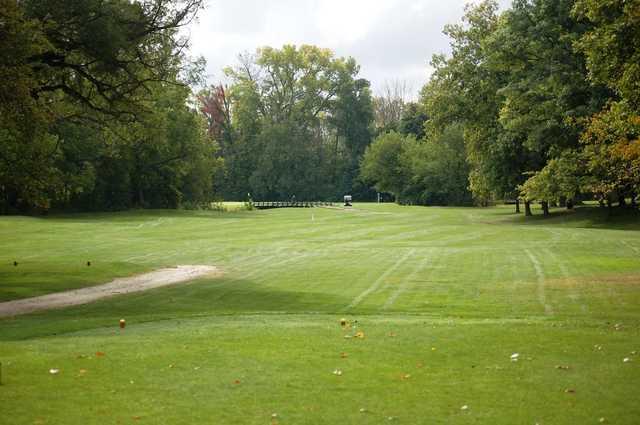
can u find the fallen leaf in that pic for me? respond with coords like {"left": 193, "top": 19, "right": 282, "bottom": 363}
{"left": 359, "top": 408, "right": 367, "bottom": 413}
{"left": 340, "top": 352, "right": 348, "bottom": 358}
{"left": 234, "top": 379, "right": 241, "bottom": 384}
{"left": 333, "top": 369, "right": 343, "bottom": 376}
{"left": 565, "top": 388, "right": 576, "bottom": 394}
{"left": 401, "top": 374, "right": 411, "bottom": 380}
{"left": 95, "top": 352, "right": 105, "bottom": 357}
{"left": 623, "top": 357, "right": 631, "bottom": 363}
{"left": 461, "top": 405, "right": 469, "bottom": 411}
{"left": 555, "top": 365, "right": 570, "bottom": 370}
{"left": 49, "top": 368, "right": 60, "bottom": 375}
{"left": 388, "top": 332, "right": 396, "bottom": 337}
{"left": 354, "top": 331, "right": 365, "bottom": 339}
{"left": 510, "top": 353, "right": 519, "bottom": 362}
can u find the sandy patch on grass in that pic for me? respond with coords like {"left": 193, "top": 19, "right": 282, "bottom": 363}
{"left": 0, "top": 265, "right": 220, "bottom": 318}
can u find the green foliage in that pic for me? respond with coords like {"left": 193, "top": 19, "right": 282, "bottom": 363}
{"left": 360, "top": 126, "right": 470, "bottom": 205}
{"left": 407, "top": 124, "right": 472, "bottom": 205}
{"left": 213, "top": 45, "right": 374, "bottom": 201}
{"left": 573, "top": 0, "right": 640, "bottom": 203}
{"left": 398, "top": 102, "right": 428, "bottom": 140}
{"left": 360, "top": 131, "right": 414, "bottom": 200}
{"left": 573, "top": 0, "right": 640, "bottom": 109}
{"left": 580, "top": 101, "right": 640, "bottom": 203}
{"left": 519, "top": 150, "right": 584, "bottom": 203}
{"left": 418, "top": 0, "right": 635, "bottom": 211}
{"left": 421, "top": 1, "right": 515, "bottom": 204}
{"left": 0, "top": 0, "right": 211, "bottom": 212}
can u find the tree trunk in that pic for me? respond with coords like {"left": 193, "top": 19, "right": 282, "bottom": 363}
{"left": 524, "top": 201, "right": 532, "bottom": 217}
{"left": 566, "top": 199, "right": 574, "bottom": 210}
{"left": 515, "top": 199, "right": 521, "bottom": 214}
{"left": 619, "top": 195, "right": 627, "bottom": 208}
{"left": 631, "top": 194, "right": 637, "bottom": 209}
{"left": 559, "top": 196, "right": 567, "bottom": 208}
{"left": 138, "top": 188, "right": 145, "bottom": 207}
{"left": 541, "top": 201, "right": 549, "bottom": 216}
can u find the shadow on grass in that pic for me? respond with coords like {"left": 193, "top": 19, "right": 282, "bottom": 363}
{"left": 0, "top": 277, "right": 347, "bottom": 341}
{"left": 6, "top": 208, "right": 259, "bottom": 223}
{"left": 499, "top": 205, "right": 640, "bottom": 231}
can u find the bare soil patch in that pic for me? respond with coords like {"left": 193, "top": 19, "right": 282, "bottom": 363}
{"left": 0, "top": 265, "right": 220, "bottom": 318}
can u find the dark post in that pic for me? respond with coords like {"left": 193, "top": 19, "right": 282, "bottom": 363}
{"left": 541, "top": 201, "right": 549, "bottom": 216}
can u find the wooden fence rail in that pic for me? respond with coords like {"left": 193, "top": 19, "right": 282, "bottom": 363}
{"left": 252, "top": 201, "right": 335, "bottom": 210}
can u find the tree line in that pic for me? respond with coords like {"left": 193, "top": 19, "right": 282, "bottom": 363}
{"left": 1, "top": 0, "right": 638, "bottom": 214}
{"left": 1, "top": 0, "right": 218, "bottom": 213}
{"left": 362, "top": 0, "right": 640, "bottom": 214}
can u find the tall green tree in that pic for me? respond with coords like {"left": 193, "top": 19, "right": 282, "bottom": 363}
{"left": 422, "top": 1, "right": 520, "bottom": 207}
{"left": 573, "top": 0, "right": 640, "bottom": 205}
{"left": 406, "top": 124, "right": 472, "bottom": 205}
{"left": 360, "top": 131, "right": 415, "bottom": 202}
{"left": 217, "top": 45, "right": 374, "bottom": 200}
{"left": 1, "top": 0, "right": 206, "bottom": 212}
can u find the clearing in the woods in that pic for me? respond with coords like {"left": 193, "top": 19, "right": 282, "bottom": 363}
{"left": 0, "top": 204, "right": 639, "bottom": 424}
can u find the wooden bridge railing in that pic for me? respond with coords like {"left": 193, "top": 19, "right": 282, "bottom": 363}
{"left": 252, "top": 201, "right": 335, "bottom": 210}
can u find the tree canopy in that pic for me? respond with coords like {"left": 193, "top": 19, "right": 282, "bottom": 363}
{"left": 0, "top": 0, "right": 216, "bottom": 212}
{"left": 2, "top": 0, "right": 639, "bottom": 214}
{"left": 201, "top": 45, "right": 374, "bottom": 201}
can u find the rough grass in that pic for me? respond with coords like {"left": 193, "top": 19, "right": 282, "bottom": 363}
{"left": 1, "top": 204, "right": 639, "bottom": 424}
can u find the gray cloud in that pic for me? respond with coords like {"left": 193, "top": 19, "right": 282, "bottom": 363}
{"left": 188, "top": 0, "right": 512, "bottom": 98}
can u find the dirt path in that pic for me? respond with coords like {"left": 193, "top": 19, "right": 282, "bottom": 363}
{"left": 0, "top": 265, "right": 220, "bottom": 318}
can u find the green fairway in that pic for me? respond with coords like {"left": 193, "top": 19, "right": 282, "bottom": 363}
{"left": 1, "top": 204, "right": 639, "bottom": 424}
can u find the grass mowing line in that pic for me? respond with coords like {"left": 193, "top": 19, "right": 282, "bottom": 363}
{"left": 543, "top": 227, "right": 564, "bottom": 244}
{"left": 621, "top": 240, "right": 640, "bottom": 254}
{"left": 430, "top": 227, "right": 496, "bottom": 246}
{"left": 507, "top": 250, "right": 522, "bottom": 313}
{"left": 225, "top": 248, "right": 331, "bottom": 284}
{"left": 347, "top": 248, "right": 415, "bottom": 309}
{"left": 543, "top": 247, "right": 585, "bottom": 309}
{"left": 382, "top": 249, "right": 435, "bottom": 310}
{"left": 123, "top": 252, "right": 157, "bottom": 263}
{"left": 525, "top": 248, "right": 554, "bottom": 316}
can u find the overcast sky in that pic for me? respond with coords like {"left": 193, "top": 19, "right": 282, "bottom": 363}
{"left": 187, "top": 0, "right": 512, "bottom": 99}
